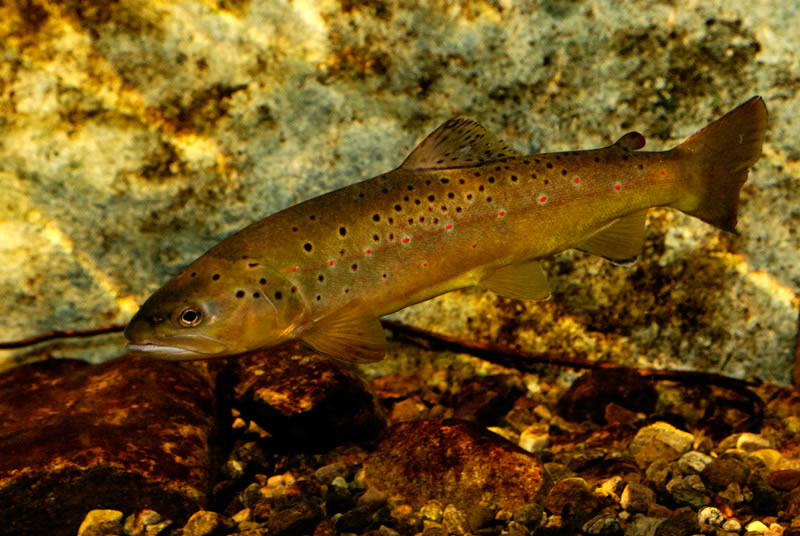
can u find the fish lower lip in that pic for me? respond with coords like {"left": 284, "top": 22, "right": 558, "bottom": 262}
{"left": 127, "top": 343, "right": 206, "bottom": 359}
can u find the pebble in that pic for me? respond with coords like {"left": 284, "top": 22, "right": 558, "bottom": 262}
{"left": 422, "top": 521, "right": 446, "bottom": 536}
{"left": 702, "top": 456, "right": 751, "bottom": 491}
{"left": 519, "top": 424, "right": 550, "bottom": 453}
{"left": 506, "top": 520, "right": 530, "bottom": 536}
{"left": 770, "top": 470, "right": 800, "bottom": 491}
{"left": 629, "top": 422, "right": 695, "bottom": 468}
{"left": 77, "top": 510, "right": 123, "bottom": 536}
{"left": 677, "top": 451, "right": 713, "bottom": 474}
{"left": 698, "top": 506, "right": 724, "bottom": 527}
{"left": 123, "top": 510, "right": 164, "bottom": 536}
{"left": 621, "top": 482, "right": 657, "bottom": 513}
{"left": 653, "top": 507, "right": 700, "bottom": 536}
{"left": 625, "top": 516, "right": 665, "bottom": 536}
{"left": 420, "top": 500, "right": 444, "bottom": 522}
{"left": 723, "top": 519, "right": 743, "bottom": 532}
{"left": 441, "top": 504, "right": 470, "bottom": 535}
{"left": 738, "top": 433, "right": 772, "bottom": 452}
{"left": 582, "top": 512, "right": 622, "bottom": 535}
{"left": 315, "top": 462, "right": 348, "bottom": 485}
{"left": 746, "top": 520, "right": 769, "bottom": 532}
{"left": 544, "top": 477, "right": 599, "bottom": 525}
{"left": 182, "top": 511, "right": 234, "bottom": 536}
{"left": 665, "top": 475, "right": 709, "bottom": 508}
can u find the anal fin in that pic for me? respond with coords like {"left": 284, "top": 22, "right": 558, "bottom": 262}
{"left": 298, "top": 309, "right": 386, "bottom": 363}
{"left": 576, "top": 209, "right": 647, "bottom": 264}
{"left": 479, "top": 260, "right": 551, "bottom": 301}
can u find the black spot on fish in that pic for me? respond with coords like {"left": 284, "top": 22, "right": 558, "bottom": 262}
{"left": 248, "top": 262, "right": 259, "bottom": 268}
{"left": 260, "top": 278, "right": 267, "bottom": 285}
{"left": 511, "top": 175, "right": 518, "bottom": 182}
{"left": 394, "top": 204, "right": 402, "bottom": 212}
{"left": 275, "top": 291, "right": 283, "bottom": 300}
{"left": 373, "top": 234, "right": 380, "bottom": 241}
{"left": 546, "top": 163, "right": 553, "bottom": 169}
{"left": 253, "top": 292, "right": 260, "bottom": 298}
{"left": 478, "top": 185, "right": 484, "bottom": 192}
{"left": 292, "top": 226, "right": 299, "bottom": 232}
{"left": 212, "top": 274, "right": 220, "bottom": 280}
{"left": 488, "top": 177, "right": 495, "bottom": 183}
{"left": 309, "top": 215, "right": 316, "bottom": 220}
{"left": 562, "top": 170, "right": 567, "bottom": 175}
{"left": 316, "top": 295, "right": 321, "bottom": 301}
{"left": 407, "top": 185, "right": 414, "bottom": 191}
{"left": 373, "top": 214, "right": 380, "bottom": 222}
{"left": 318, "top": 274, "right": 324, "bottom": 282}
{"left": 236, "top": 290, "right": 245, "bottom": 298}
{"left": 448, "top": 192, "right": 455, "bottom": 199}
{"left": 339, "top": 227, "right": 347, "bottom": 236}
{"left": 440, "top": 178, "right": 449, "bottom": 184}
{"left": 428, "top": 195, "right": 435, "bottom": 201}
{"left": 351, "top": 263, "right": 358, "bottom": 271}
{"left": 190, "top": 272, "right": 197, "bottom": 277}
{"left": 594, "top": 157, "right": 601, "bottom": 163}
{"left": 304, "top": 243, "right": 312, "bottom": 252}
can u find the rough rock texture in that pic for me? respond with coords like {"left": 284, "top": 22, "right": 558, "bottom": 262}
{"left": 362, "top": 418, "right": 551, "bottom": 513}
{"left": 222, "top": 346, "right": 386, "bottom": 449}
{"left": 0, "top": 0, "right": 797, "bottom": 382}
{"left": 0, "top": 356, "right": 217, "bottom": 536}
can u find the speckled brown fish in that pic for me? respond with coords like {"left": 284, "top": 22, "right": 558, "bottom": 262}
{"left": 125, "top": 97, "right": 768, "bottom": 363}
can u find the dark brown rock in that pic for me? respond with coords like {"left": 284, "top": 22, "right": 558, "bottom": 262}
{"left": 222, "top": 347, "right": 385, "bottom": 449}
{"left": 362, "top": 419, "right": 550, "bottom": 514}
{"left": 701, "top": 456, "right": 751, "bottom": 491}
{"left": 654, "top": 507, "right": 700, "bottom": 536}
{"left": 0, "top": 356, "right": 217, "bottom": 536}
{"left": 769, "top": 470, "right": 800, "bottom": 491}
{"left": 544, "top": 477, "right": 600, "bottom": 529}
{"left": 556, "top": 369, "right": 657, "bottom": 424}
{"left": 452, "top": 374, "right": 524, "bottom": 425}
{"left": 782, "top": 487, "right": 800, "bottom": 519}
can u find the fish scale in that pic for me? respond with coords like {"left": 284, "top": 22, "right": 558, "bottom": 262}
{"left": 125, "top": 97, "right": 768, "bottom": 363}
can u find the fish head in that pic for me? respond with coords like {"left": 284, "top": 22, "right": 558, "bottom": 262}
{"left": 125, "top": 256, "right": 306, "bottom": 360}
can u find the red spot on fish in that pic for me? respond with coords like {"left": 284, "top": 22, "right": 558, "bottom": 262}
{"left": 573, "top": 177, "right": 580, "bottom": 183}
{"left": 498, "top": 211, "right": 505, "bottom": 216}
{"left": 660, "top": 170, "right": 665, "bottom": 175}
{"left": 328, "top": 260, "right": 334, "bottom": 266}
{"left": 344, "top": 288, "right": 349, "bottom": 293}
{"left": 615, "top": 184, "right": 621, "bottom": 190}
{"left": 402, "top": 237, "right": 410, "bottom": 243}
{"left": 445, "top": 224, "right": 453, "bottom": 230}
{"left": 472, "top": 244, "right": 477, "bottom": 248}
{"left": 365, "top": 249, "right": 371, "bottom": 254}
{"left": 539, "top": 196, "right": 547, "bottom": 203}
{"left": 423, "top": 262, "right": 428, "bottom": 267}
{"left": 291, "top": 267, "right": 297, "bottom": 272}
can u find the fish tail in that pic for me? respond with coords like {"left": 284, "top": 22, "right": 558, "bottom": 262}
{"left": 670, "top": 96, "right": 768, "bottom": 232}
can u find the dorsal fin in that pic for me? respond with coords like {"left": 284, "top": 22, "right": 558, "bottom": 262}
{"left": 401, "top": 117, "right": 519, "bottom": 170}
{"left": 614, "top": 132, "right": 646, "bottom": 151}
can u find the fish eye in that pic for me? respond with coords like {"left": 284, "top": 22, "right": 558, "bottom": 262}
{"left": 177, "top": 307, "right": 202, "bottom": 327}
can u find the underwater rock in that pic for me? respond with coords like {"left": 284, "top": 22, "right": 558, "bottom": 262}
{"left": 628, "top": 422, "right": 695, "bottom": 468}
{"left": 0, "top": 356, "right": 216, "bottom": 536}
{"left": 362, "top": 419, "right": 550, "bottom": 514}
{"left": 222, "top": 346, "right": 385, "bottom": 449}
{"left": 556, "top": 368, "right": 657, "bottom": 424}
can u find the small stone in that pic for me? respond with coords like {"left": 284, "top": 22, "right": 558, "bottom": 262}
{"left": 422, "top": 521, "right": 446, "bottom": 536}
{"left": 770, "top": 470, "right": 800, "bottom": 491}
{"left": 265, "top": 499, "right": 324, "bottom": 536}
{"left": 751, "top": 450, "right": 784, "bottom": 472}
{"left": 621, "top": 482, "right": 656, "bottom": 513}
{"left": 420, "top": 500, "right": 444, "bottom": 522}
{"left": 582, "top": 512, "right": 622, "bottom": 535}
{"left": 604, "top": 401, "right": 639, "bottom": 425}
{"left": 378, "top": 525, "right": 401, "bottom": 536}
{"left": 626, "top": 516, "right": 665, "bottom": 536}
{"left": 315, "top": 462, "right": 348, "bottom": 484}
{"left": 182, "top": 510, "right": 234, "bottom": 536}
{"left": 357, "top": 485, "right": 387, "bottom": 508}
{"left": 702, "top": 456, "right": 751, "bottom": 491}
{"left": 232, "top": 508, "right": 251, "bottom": 524}
{"left": 722, "top": 519, "right": 742, "bottom": 532}
{"left": 654, "top": 507, "right": 700, "bottom": 536}
{"left": 783, "top": 488, "right": 800, "bottom": 518}
{"left": 123, "top": 510, "right": 164, "bottom": 536}
{"left": 719, "top": 482, "right": 746, "bottom": 505}
{"left": 442, "top": 504, "right": 470, "bottom": 535}
{"left": 519, "top": 424, "right": 550, "bottom": 453}
{"left": 677, "top": 451, "right": 713, "bottom": 474}
{"left": 78, "top": 510, "right": 124, "bottom": 536}
{"left": 466, "top": 502, "right": 495, "bottom": 531}
{"left": 506, "top": 520, "right": 529, "bottom": 536}
{"left": 513, "top": 502, "right": 544, "bottom": 528}
{"left": 698, "top": 507, "right": 724, "bottom": 527}
{"left": 629, "top": 422, "right": 695, "bottom": 468}
{"left": 390, "top": 398, "right": 427, "bottom": 422}
{"left": 544, "top": 477, "right": 599, "bottom": 527}
{"left": 746, "top": 520, "right": 769, "bottom": 532}
{"left": 556, "top": 369, "right": 656, "bottom": 424}
{"left": 738, "top": 433, "right": 772, "bottom": 452}
{"left": 336, "top": 505, "right": 375, "bottom": 532}
{"left": 665, "top": 475, "right": 709, "bottom": 508}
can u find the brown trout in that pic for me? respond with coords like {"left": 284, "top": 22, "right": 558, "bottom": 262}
{"left": 125, "top": 97, "right": 768, "bottom": 363}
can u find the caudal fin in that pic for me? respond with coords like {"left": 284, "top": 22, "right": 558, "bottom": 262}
{"left": 671, "top": 96, "right": 768, "bottom": 232}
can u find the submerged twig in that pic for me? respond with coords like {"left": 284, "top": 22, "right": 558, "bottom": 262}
{"left": 0, "top": 324, "right": 126, "bottom": 350}
{"left": 382, "top": 319, "right": 762, "bottom": 394}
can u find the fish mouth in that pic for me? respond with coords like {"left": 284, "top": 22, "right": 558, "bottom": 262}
{"left": 126, "top": 335, "right": 229, "bottom": 360}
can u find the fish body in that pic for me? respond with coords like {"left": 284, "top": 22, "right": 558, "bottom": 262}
{"left": 125, "top": 97, "right": 768, "bottom": 362}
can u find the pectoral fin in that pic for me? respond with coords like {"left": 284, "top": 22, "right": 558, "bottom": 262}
{"left": 298, "top": 309, "right": 386, "bottom": 363}
{"left": 479, "top": 260, "right": 551, "bottom": 301}
{"left": 576, "top": 209, "right": 648, "bottom": 264}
